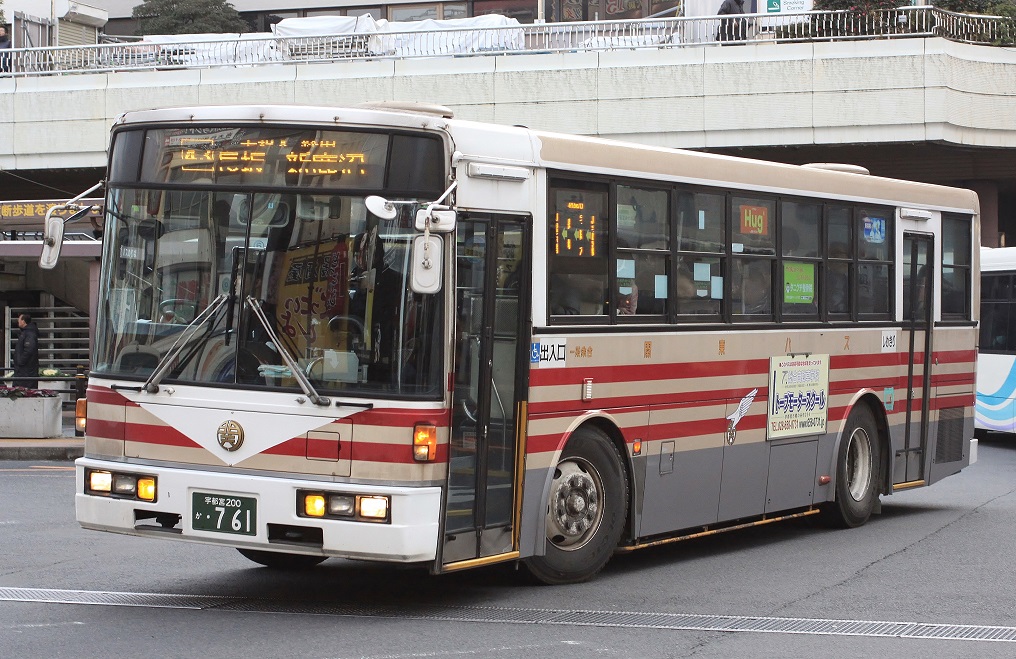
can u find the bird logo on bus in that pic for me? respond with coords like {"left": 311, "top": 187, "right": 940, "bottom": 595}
{"left": 726, "top": 388, "right": 758, "bottom": 445}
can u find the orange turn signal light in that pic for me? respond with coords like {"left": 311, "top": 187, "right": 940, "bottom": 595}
{"left": 413, "top": 424, "right": 437, "bottom": 462}
{"left": 75, "top": 398, "right": 87, "bottom": 434}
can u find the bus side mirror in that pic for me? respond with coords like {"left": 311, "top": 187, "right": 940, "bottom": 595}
{"left": 40, "top": 205, "right": 95, "bottom": 270}
{"left": 414, "top": 208, "right": 456, "bottom": 233}
{"left": 411, "top": 234, "right": 443, "bottom": 294}
{"left": 39, "top": 182, "right": 105, "bottom": 270}
{"left": 39, "top": 212, "right": 67, "bottom": 270}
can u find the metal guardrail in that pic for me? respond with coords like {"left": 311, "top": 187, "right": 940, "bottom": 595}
{"left": 5, "top": 305, "right": 90, "bottom": 374}
{"left": 0, "top": 8, "right": 1011, "bottom": 78}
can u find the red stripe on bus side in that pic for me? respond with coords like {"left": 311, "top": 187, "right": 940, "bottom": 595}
{"left": 260, "top": 436, "right": 448, "bottom": 464}
{"left": 351, "top": 407, "right": 451, "bottom": 427}
{"left": 124, "top": 422, "right": 203, "bottom": 449}
{"left": 88, "top": 386, "right": 137, "bottom": 406}
{"left": 86, "top": 418, "right": 125, "bottom": 441}
{"left": 529, "top": 358, "right": 770, "bottom": 386}
{"left": 528, "top": 389, "right": 768, "bottom": 415}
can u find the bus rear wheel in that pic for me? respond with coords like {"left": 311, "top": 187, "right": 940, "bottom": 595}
{"left": 524, "top": 426, "right": 628, "bottom": 585}
{"left": 237, "top": 548, "right": 327, "bottom": 570}
{"left": 821, "top": 404, "right": 882, "bottom": 528}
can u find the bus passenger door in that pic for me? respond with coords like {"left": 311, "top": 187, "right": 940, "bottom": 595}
{"left": 899, "top": 233, "right": 933, "bottom": 484}
{"left": 443, "top": 215, "right": 530, "bottom": 567}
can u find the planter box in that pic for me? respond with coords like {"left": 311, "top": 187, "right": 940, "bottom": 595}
{"left": 39, "top": 380, "right": 75, "bottom": 405}
{"left": 0, "top": 396, "right": 63, "bottom": 438}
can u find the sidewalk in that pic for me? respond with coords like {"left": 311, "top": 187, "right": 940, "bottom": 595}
{"left": 0, "top": 410, "right": 83, "bottom": 461}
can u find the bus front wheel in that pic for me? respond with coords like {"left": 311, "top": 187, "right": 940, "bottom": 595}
{"left": 524, "top": 426, "right": 629, "bottom": 585}
{"left": 821, "top": 404, "right": 882, "bottom": 528}
{"left": 237, "top": 548, "right": 327, "bottom": 570}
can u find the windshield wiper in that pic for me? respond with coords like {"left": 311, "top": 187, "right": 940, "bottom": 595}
{"left": 142, "top": 294, "right": 229, "bottom": 393}
{"left": 246, "top": 296, "right": 331, "bottom": 407}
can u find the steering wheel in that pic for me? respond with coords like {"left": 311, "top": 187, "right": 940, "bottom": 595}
{"left": 328, "top": 315, "right": 366, "bottom": 353}
{"left": 159, "top": 299, "right": 196, "bottom": 324}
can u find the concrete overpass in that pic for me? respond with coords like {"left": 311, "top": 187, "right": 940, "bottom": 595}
{"left": 3, "top": 32, "right": 1016, "bottom": 238}
{"left": 2, "top": 18, "right": 1016, "bottom": 338}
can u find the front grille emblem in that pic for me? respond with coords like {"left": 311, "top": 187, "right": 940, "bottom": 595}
{"left": 217, "top": 420, "right": 245, "bottom": 452}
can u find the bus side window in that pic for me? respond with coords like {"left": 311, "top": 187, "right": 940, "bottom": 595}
{"left": 675, "top": 190, "right": 724, "bottom": 319}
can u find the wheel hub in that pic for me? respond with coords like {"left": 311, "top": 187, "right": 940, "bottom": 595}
{"left": 547, "top": 460, "right": 602, "bottom": 549}
{"left": 845, "top": 427, "right": 873, "bottom": 501}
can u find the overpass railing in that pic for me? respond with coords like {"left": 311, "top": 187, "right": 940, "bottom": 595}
{"left": 0, "top": 8, "right": 1011, "bottom": 78}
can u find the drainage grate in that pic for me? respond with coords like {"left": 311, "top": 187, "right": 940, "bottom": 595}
{"left": 0, "top": 587, "right": 236, "bottom": 610}
{"left": 2, "top": 586, "right": 1016, "bottom": 643}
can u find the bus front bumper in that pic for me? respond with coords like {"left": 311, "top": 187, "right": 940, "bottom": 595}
{"left": 74, "top": 457, "right": 441, "bottom": 563}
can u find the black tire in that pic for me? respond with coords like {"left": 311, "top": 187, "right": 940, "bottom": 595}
{"left": 524, "top": 426, "right": 629, "bottom": 585}
{"left": 821, "top": 404, "right": 882, "bottom": 528}
{"left": 237, "top": 548, "right": 327, "bottom": 570}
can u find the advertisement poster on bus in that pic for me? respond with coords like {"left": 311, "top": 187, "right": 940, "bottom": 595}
{"left": 768, "top": 354, "right": 828, "bottom": 440}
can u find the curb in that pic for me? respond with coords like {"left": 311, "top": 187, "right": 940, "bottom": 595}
{"left": 0, "top": 445, "right": 83, "bottom": 461}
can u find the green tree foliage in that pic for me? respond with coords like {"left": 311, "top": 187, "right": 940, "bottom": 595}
{"left": 812, "top": 0, "right": 899, "bottom": 11}
{"left": 814, "top": 0, "right": 1016, "bottom": 16}
{"left": 132, "top": 0, "right": 250, "bottom": 35}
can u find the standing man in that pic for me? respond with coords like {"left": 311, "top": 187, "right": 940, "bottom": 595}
{"left": 14, "top": 313, "right": 40, "bottom": 389}
{"left": 0, "top": 26, "right": 12, "bottom": 73}
{"left": 716, "top": 0, "right": 748, "bottom": 42}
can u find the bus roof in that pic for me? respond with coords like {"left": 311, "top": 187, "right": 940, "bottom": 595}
{"left": 980, "top": 246, "right": 1016, "bottom": 272}
{"left": 531, "top": 131, "right": 980, "bottom": 215}
{"left": 112, "top": 104, "right": 980, "bottom": 215}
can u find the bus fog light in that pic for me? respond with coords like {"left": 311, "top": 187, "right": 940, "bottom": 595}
{"left": 113, "top": 474, "right": 137, "bottom": 494}
{"left": 327, "top": 495, "right": 355, "bottom": 516}
{"left": 137, "top": 477, "right": 157, "bottom": 502}
{"left": 88, "top": 470, "right": 112, "bottom": 493}
{"left": 358, "top": 496, "right": 389, "bottom": 520}
{"left": 304, "top": 494, "right": 326, "bottom": 517}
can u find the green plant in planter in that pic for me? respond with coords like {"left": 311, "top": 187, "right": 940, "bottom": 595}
{"left": 40, "top": 367, "right": 70, "bottom": 378}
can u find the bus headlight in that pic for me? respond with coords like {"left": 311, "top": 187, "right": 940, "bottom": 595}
{"left": 86, "top": 469, "right": 156, "bottom": 502}
{"left": 328, "top": 495, "right": 355, "bottom": 516}
{"left": 113, "top": 474, "right": 137, "bottom": 495}
{"left": 137, "top": 478, "right": 157, "bottom": 502}
{"left": 88, "top": 470, "right": 112, "bottom": 493}
{"left": 304, "top": 494, "right": 326, "bottom": 517}
{"left": 358, "top": 496, "right": 389, "bottom": 520}
{"left": 298, "top": 491, "right": 389, "bottom": 522}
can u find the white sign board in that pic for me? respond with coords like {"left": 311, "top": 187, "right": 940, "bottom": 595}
{"left": 767, "top": 354, "right": 829, "bottom": 440}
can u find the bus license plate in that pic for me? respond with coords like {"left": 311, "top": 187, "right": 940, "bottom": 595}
{"left": 192, "top": 492, "right": 257, "bottom": 536}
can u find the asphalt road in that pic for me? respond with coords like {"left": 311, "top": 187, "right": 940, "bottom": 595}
{"left": 1, "top": 437, "right": 1014, "bottom": 659}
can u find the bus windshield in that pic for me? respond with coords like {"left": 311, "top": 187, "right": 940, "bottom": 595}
{"left": 91, "top": 186, "right": 444, "bottom": 397}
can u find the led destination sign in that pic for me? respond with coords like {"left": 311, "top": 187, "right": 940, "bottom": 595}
{"left": 113, "top": 126, "right": 444, "bottom": 192}
{"left": 554, "top": 191, "right": 603, "bottom": 258}
{"left": 176, "top": 137, "right": 369, "bottom": 179}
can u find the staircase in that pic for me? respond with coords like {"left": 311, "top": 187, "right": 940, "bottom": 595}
{"left": 4, "top": 304, "right": 90, "bottom": 380}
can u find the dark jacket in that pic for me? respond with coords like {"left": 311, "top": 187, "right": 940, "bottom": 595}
{"left": 0, "top": 33, "right": 11, "bottom": 74}
{"left": 14, "top": 321, "right": 40, "bottom": 387}
{"left": 717, "top": 0, "right": 746, "bottom": 14}
{"left": 716, "top": 0, "right": 748, "bottom": 41}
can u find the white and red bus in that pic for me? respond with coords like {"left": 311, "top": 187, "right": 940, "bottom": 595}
{"left": 56, "top": 104, "right": 979, "bottom": 584}
{"left": 976, "top": 246, "right": 1016, "bottom": 433}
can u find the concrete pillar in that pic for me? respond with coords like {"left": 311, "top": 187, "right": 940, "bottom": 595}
{"left": 89, "top": 260, "right": 100, "bottom": 351}
{"left": 967, "top": 181, "right": 1000, "bottom": 247}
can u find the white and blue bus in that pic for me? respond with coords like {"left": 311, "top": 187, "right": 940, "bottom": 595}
{"left": 977, "top": 246, "right": 1016, "bottom": 434}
